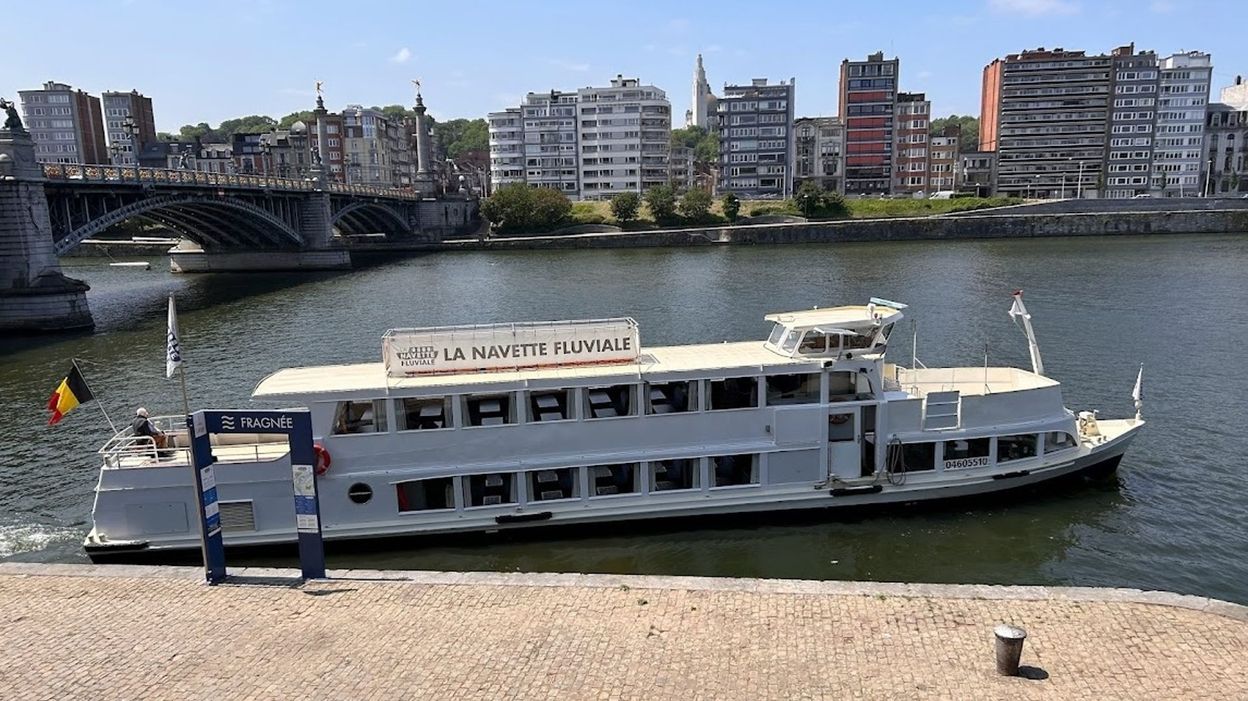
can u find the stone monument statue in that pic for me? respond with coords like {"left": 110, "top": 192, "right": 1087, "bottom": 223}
{"left": 0, "top": 98, "right": 24, "bottom": 131}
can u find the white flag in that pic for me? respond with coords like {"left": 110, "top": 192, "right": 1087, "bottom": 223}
{"left": 166, "top": 295, "right": 184, "bottom": 379}
{"left": 1132, "top": 364, "right": 1144, "bottom": 403}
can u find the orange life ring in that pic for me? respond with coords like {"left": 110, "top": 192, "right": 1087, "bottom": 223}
{"left": 313, "top": 443, "right": 332, "bottom": 476}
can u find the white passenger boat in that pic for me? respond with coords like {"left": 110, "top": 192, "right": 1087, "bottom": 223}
{"left": 84, "top": 294, "right": 1143, "bottom": 560}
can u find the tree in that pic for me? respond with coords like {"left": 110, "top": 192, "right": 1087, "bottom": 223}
{"left": 156, "top": 132, "right": 177, "bottom": 142}
{"left": 178, "top": 122, "right": 215, "bottom": 142}
{"left": 672, "top": 125, "right": 719, "bottom": 167}
{"left": 531, "top": 186, "right": 572, "bottom": 230}
{"left": 930, "top": 115, "right": 980, "bottom": 153}
{"left": 721, "top": 193, "right": 741, "bottom": 222}
{"left": 643, "top": 185, "right": 678, "bottom": 224}
{"left": 610, "top": 191, "right": 641, "bottom": 224}
{"left": 481, "top": 183, "right": 536, "bottom": 233}
{"left": 432, "top": 118, "right": 489, "bottom": 160}
{"left": 217, "top": 115, "right": 278, "bottom": 138}
{"left": 795, "top": 181, "right": 825, "bottom": 218}
{"left": 278, "top": 111, "right": 315, "bottom": 129}
{"left": 679, "top": 188, "right": 713, "bottom": 221}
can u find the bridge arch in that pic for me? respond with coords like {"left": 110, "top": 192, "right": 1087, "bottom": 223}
{"left": 53, "top": 195, "right": 304, "bottom": 255}
{"left": 331, "top": 201, "right": 411, "bottom": 237}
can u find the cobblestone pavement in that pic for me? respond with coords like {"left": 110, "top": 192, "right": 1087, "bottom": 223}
{"left": 1, "top": 565, "right": 1246, "bottom": 700}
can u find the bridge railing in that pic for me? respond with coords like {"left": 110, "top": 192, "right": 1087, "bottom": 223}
{"left": 40, "top": 164, "right": 422, "bottom": 200}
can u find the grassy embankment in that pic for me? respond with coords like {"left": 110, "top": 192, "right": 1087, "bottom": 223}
{"left": 568, "top": 197, "right": 1022, "bottom": 229}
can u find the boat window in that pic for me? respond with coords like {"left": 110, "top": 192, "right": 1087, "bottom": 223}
{"left": 396, "top": 397, "right": 452, "bottom": 431}
{"left": 463, "top": 393, "right": 515, "bottom": 427}
{"left": 828, "top": 412, "right": 855, "bottom": 441}
{"left": 781, "top": 329, "right": 802, "bottom": 354}
{"left": 998, "top": 434, "right": 1038, "bottom": 463}
{"left": 828, "top": 371, "right": 858, "bottom": 400}
{"left": 464, "top": 473, "right": 515, "bottom": 506}
{"left": 650, "top": 458, "right": 701, "bottom": 492}
{"left": 942, "top": 438, "right": 991, "bottom": 469}
{"left": 711, "top": 454, "right": 759, "bottom": 487}
{"left": 708, "top": 377, "right": 758, "bottom": 410}
{"left": 767, "top": 324, "right": 786, "bottom": 346}
{"left": 527, "top": 468, "right": 580, "bottom": 501}
{"left": 900, "top": 442, "right": 936, "bottom": 472}
{"left": 844, "top": 332, "right": 875, "bottom": 351}
{"left": 396, "top": 477, "right": 455, "bottom": 512}
{"left": 647, "top": 381, "right": 697, "bottom": 414}
{"left": 588, "top": 463, "right": 637, "bottom": 496}
{"left": 529, "top": 389, "right": 574, "bottom": 422}
{"left": 332, "top": 399, "right": 388, "bottom": 435}
{"left": 766, "top": 373, "right": 821, "bottom": 405}
{"left": 879, "top": 323, "right": 895, "bottom": 343}
{"left": 585, "top": 384, "right": 634, "bottom": 419}
{"left": 799, "top": 332, "right": 827, "bottom": 354}
{"left": 1044, "top": 431, "right": 1078, "bottom": 454}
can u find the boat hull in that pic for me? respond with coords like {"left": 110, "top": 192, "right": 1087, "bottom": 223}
{"left": 84, "top": 434, "right": 1131, "bottom": 564}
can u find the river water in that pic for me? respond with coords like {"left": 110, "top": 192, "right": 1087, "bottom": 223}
{"left": 2, "top": 234, "right": 1246, "bottom": 604}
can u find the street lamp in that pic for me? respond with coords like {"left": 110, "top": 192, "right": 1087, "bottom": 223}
{"left": 550, "top": 89, "right": 563, "bottom": 196}
{"left": 260, "top": 139, "right": 272, "bottom": 177}
{"left": 123, "top": 114, "right": 141, "bottom": 179}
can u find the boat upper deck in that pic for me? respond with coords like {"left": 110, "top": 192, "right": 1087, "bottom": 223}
{"left": 254, "top": 341, "right": 818, "bottom": 399}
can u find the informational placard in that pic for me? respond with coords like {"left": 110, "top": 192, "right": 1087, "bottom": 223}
{"left": 383, "top": 318, "right": 640, "bottom": 376}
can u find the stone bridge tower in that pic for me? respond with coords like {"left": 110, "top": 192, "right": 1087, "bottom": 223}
{"left": 0, "top": 112, "right": 93, "bottom": 332}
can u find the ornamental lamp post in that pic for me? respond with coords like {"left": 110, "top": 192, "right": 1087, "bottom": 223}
{"left": 124, "top": 114, "right": 142, "bottom": 179}
{"left": 1077, "top": 160, "right": 1087, "bottom": 199}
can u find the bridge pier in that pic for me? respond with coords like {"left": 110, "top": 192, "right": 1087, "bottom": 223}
{"left": 0, "top": 126, "right": 92, "bottom": 333}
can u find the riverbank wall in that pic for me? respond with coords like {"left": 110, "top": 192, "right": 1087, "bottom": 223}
{"left": 447, "top": 208, "right": 1248, "bottom": 252}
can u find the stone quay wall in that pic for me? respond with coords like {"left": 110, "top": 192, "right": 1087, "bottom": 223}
{"left": 451, "top": 209, "right": 1248, "bottom": 252}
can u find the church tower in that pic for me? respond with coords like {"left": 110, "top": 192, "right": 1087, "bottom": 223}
{"left": 690, "top": 54, "right": 713, "bottom": 129}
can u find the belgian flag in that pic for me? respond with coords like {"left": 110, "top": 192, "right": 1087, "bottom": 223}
{"left": 47, "top": 364, "right": 94, "bottom": 426}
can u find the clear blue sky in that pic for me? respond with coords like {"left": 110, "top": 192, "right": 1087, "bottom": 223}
{"left": 3, "top": 0, "right": 1245, "bottom": 132}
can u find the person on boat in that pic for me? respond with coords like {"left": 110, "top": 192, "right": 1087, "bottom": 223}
{"left": 131, "top": 407, "right": 167, "bottom": 449}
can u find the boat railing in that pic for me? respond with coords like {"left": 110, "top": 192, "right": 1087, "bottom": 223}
{"left": 98, "top": 415, "right": 289, "bottom": 469}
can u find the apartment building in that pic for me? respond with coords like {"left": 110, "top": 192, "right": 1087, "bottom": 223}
{"left": 260, "top": 124, "right": 312, "bottom": 179}
{"left": 716, "top": 78, "right": 795, "bottom": 198}
{"left": 487, "top": 107, "right": 525, "bottom": 187}
{"left": 308, "top": 112, "right": 346, "bottom": 182}
{"left": 1221, "top": 76, "right": 1248, "bottom": 111}
{"left": 1152, "top": 51, "right": 1212, "bottom": 197}
{"left": 578, "top": 76, "right": 671, "bottom": 199}
{"left": 1206, "top": 102, "right": 1248, "bottom": 195}
{"left": 669, "top": 144, "right": 695, "bottom": 190}
{"left": 342, "top": 105, "right": 412, "bottom": 186}
{"left": 894, "top": 92, "right": 930, "bottom": 194}
{"left": 929, "top": 125, "right": 960, "bottom": 192}
{"left": 18, "top": 81, "right": 108, "bottom": 164}
{"left": 100, "top": 90, "right": 156, "bottom": 166}
{"left": 792, "top": 117, "right": 842, "bottom": 192}
{"left": 981, "top": 48, "right": 1111, "bottom": 198}
{"left": 959, "top": 150, "right": 997, "bottom": 196}
{"left": 1103, "top": 45, "right": 1160, "bottom": 198}
{"left": 839, "top": 52, "right": 899, "bottom": 195}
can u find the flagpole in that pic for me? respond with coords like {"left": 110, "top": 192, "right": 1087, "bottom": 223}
{"left": 167, "top": 294, "right": 191, "bottom": 418}
{"left": 179, "top": 365, "right": 191, "bottom": 418}
{"left": 72, "top": 357, "right": 117, "bottom": 434}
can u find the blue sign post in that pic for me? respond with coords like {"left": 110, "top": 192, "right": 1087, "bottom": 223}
{"left": 187, "top": 409, "right": 326, "bottom": 584}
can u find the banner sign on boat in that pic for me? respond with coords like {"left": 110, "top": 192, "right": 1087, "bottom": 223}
{"left": 383, "top": 318, "right": 640, "bottom": 376}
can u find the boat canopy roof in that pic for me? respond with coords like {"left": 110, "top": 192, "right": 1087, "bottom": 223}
{"left": 253, "top": 340, "right": 818, "bottom": 399}
{"left": 764, "top": 304, "right": 903, "bottom": 331}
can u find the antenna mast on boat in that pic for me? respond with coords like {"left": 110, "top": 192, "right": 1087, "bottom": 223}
{"left": 1008, "top": 290, "right": 1044, "bottom": 376}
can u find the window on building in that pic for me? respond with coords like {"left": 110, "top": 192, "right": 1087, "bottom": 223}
{"left": 332, "top": 399, "right": 388, "bottom": 434}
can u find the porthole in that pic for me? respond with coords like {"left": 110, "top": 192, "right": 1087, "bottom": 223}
{"left": 348, "top": 482, "right": 373, "bottom": 504}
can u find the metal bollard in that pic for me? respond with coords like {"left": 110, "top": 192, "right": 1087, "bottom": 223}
{"left": 994, "top": 624, "right": 1028, "bottom": 676}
